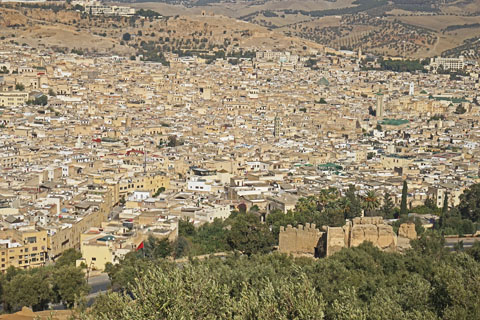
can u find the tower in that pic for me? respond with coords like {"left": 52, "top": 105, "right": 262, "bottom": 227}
{"left": 376, "top": 92, "right": 384, "bottom": 119}
{"left": 75, "top": 136, "right": 82, "bottom": 148}
{"left": 409, "top": 82, "right": 414, "bottom": 96}
{"left": 274, "top": 113, "right": 280, "bottom": 138}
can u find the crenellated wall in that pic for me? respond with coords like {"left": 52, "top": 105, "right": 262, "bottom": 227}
{"left": 279, "top": 223, "right": 324, "bottom": 256}
{"left": 279, "top": 217, "right": 410, "bottom": 257}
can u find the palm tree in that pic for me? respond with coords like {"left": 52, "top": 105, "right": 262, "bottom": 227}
{"left": 336, "top": 197, "right": 352, "bottom": 218}
{"left": 316, "top": 188, "right": 339, "bottom": 211}
{"left": 363, "top": 190, "right": 380, "bottom": 216}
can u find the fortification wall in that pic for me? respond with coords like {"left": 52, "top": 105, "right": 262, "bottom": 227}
{"left": 279, "top": 217, "right": 414, "bottom": 257}
{"left": 279, "top": 223, "right": 323, "bottom": 256}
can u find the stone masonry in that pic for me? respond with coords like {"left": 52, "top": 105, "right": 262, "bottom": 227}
{"left": 278, "top": 217, "right": 408, "bottom": 257}
{"left": 279, "top": 223, "right": 324, "bottom": 256}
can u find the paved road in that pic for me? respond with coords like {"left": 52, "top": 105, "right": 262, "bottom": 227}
{"left": 86, "top": 273, "right": 111, "bottom": 306}
{"left": 445, "top": 237, "right": 479, "bottom": 250}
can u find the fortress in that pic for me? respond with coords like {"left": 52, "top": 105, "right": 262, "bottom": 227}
{"left": 279, "top": 217, "right": 416, "bottom": 257}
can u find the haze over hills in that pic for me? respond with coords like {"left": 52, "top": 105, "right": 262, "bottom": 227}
{"left": 0, "top": 3, "right": 323, "bottom": 57}
{"left": 116, "top": 0, "right": 480, "bottom": 59}
{"left": 1, "top": 0, "right": 479, "bottom": 59}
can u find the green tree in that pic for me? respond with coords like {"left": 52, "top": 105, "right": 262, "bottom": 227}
{"left": 30, "top": 95, "right": 47, "bottom": 106}
{"left": 227, "top": 213, "right": 275, "bottom": 256}
{"left": 55, "top": 248, "right": 82, "bottom": 267}
{"left": 3, "top": 272, "right": 52, "bottom": 312}
{"left": 15, "top": 83, "right": 25, "bottom": 91}
{"left": 345, "top": 185, "right": 362, "bottom": 219}
{"left": 173, "top": 236, "right": 190, "bottom": 258}
{"left": 443, "top": 192, "right": 449, "bottom": 214}
{"left": 458, "top": 183, "right": 480, "bottom": 222}
{"left": 400, "top": 180, "right": 408, "bottom": 216}
{"left": 410, "top": 230, "right": 448, "bottom": 259}
{"left": 122, "top": 32, "right": 131, "bottom": 41}
{"left": 466, "top": 241, "right": 480, "bottom": 262}
{"left": 424, "top": 196, "right": 437, "bottom": 210}
{"left": 382, "top": 192, "right": 395, "bottom": 218}
{"left": 152, "top": 186, "right": 165, "bottom": 197}
{"left": 178, "top": 218, "right": 195, "bottom": 237}
{"left": 52, "top": 265, "right": 89, "bottom": 308}
{"left": 48, "top": 88, "right": 56, "bottom": 96}
{"left": 362, "top": 190, "right": 380, "bottom": 216}
{"left": 454, "top": 105, "right": 466, "bottom": 114}
{"left": 142, "top": 235, "right": 172, "bottom": 259}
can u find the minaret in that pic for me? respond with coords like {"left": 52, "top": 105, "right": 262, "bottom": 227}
{"left": 376, "top": 92, "right": 384, "bottom": 119}
{"left": 274, "top": 113, "right": 280, "bottom": 138}
{"left": 409, "top": 82, "right": 415, "bottom": 96}
{"left": 75, "top": 136, "right": 82, "bottom": 148}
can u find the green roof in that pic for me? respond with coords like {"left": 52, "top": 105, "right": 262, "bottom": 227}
{"left": 98, "top": 235, "right": 115, "bottom": 242}
{"left": 429, "top": 96, "right": 468, "bottom": 103}
{"left": 318, "top": 163, "right": 343, "bottom": 170}
{"left": 318, "top": 77, "right": 329, "bottom": 86}
{"left": 378, "top": 119, "right": 409, "bottom": 126}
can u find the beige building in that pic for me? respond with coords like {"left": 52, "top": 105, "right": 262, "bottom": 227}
{"left": 0, "top": 228, "right": 48, "bottom": 272}
{"left": 0, "top": 91, "right": 29, "bottom": 107}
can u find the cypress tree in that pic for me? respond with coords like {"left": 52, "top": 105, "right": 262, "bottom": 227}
{"left": 442, "top": 192, "right": 448, "bottom": 214}
{"left": 439, "top": 192, "right": 449, "bottom": 229}
{"left": 382, "top": 192, "right": 395, "bottom": 218}
{"left": 400, "top": 180, "right": 408, "bottom": 216}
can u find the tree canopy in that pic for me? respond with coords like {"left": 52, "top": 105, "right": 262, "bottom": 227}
{"left": 91, "top": 237, "right": 480, "bottom": 320}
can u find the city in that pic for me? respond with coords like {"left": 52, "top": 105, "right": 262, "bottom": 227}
{"left": 0, "top": 0, "right": 480, "bottom": 319}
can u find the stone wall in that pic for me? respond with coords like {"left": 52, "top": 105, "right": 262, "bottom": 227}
{"left": 325, "top": 217, "right": 397, "bottom": 256}
{"left": 278, "top": 223, "right": 324, "bottom": 256}
{"left": 398, "top": 222, "right": 417, "bottom": 240}
{"left": 278, "top": 217, "right": 415, "bottom": 257}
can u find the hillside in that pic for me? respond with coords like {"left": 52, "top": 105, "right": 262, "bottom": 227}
{"left": 1, "top": 1, "right": 480, "bottom": 59}
{"left": 122, "top": 0, "right": 480, "bottom": 59}
{"left": 0, "top": 3, "right": 322, "bottom": 57}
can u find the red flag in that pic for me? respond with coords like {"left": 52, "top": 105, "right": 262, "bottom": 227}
{"left": 136, "top": 241, "right": 144, "bottom": 251}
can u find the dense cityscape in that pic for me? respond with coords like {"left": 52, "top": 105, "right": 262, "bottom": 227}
{"left": 0, "top": 0, "right": 480, "bottom": 319}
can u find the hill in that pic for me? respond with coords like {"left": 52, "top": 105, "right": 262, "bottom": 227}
{"left": 121, "top": 0, "right": 480, "bottom": 59}
{"left": 0, "top": 3, "right": 323, "bottom": 58}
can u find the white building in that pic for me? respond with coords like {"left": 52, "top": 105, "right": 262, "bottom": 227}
{"left": 430, "top": 56, "right": 465, "bottom": 71}
{"left": 194, "top": 204, "right": 231, "bottom": 223}
{"left": 84, "top": 2, "right": 135, "bottom": 16}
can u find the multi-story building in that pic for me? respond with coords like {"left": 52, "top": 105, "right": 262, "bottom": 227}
{"left": 0, "top": 228, "right": 48, "bottom": 273}
{"left": 0, "top": 91, "right": 29, "bottom": 107}
{"left": 430, "top": 56, "right": 465, "bottom": 71}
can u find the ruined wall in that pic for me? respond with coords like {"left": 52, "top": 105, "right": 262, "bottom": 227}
{"left": 398, "top": 222, "right": 417, "bottom": 240}
{"left": 325, "top": 217, "right": 398, "bottom": 257}
{"left": 278, "top": 223, "right": 323, "bottom": 256}
{"left": 279, "top": 217, "right": 415, "bottom": 257}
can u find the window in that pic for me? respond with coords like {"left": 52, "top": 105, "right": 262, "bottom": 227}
{"left": 92, "top": 257, "right": 96, "bottom": 261}
{"left": 24, "top": 248, "right": 28, "bottom": 253}
{"left": 32, "top": 247, "right": 37, "bottom": 251}
{"left": 27, "top": 237, "right": 37, "bottom": 244}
